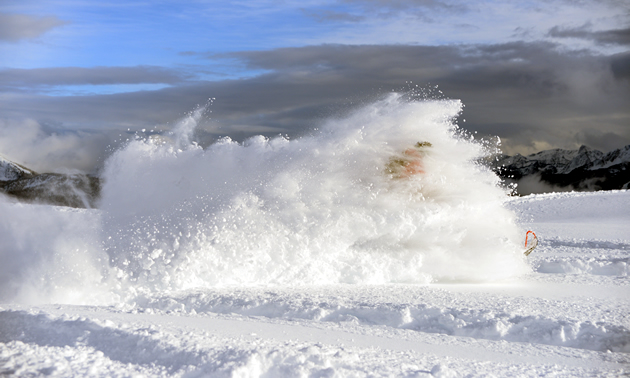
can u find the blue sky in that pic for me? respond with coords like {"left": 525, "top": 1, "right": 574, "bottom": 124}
{"left": 0, "top": 0, "right": 629, "bottom": 171}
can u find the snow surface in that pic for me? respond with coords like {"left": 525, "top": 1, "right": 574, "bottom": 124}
{"left": 1, "top": 96, "right": 629, "bottom": 376}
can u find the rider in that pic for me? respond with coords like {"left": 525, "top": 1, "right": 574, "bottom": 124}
{"left": 386, "top": 141, "right": 432, "bottom": 179}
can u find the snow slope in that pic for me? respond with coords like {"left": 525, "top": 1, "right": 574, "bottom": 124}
{"left": 1, "top": 195, "right": 629, "bottom": 377}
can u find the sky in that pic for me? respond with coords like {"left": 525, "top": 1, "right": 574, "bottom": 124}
{"left": 0, "top": 0, "right": 629, "bottom": 172}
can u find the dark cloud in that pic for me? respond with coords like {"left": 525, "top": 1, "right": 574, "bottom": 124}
{"left": 1, "top": 42, "right": 629, "bottom": 172}
{"left": 548, "top": 25, "right": 630, "bottom": 46}
{"left": 225, "top": 43, "right": 630, "bottom": 153}
{"left": 0, "top": 66, "right": 186, "bottom": 92}
{"left": 0, "top": 13, "right": 67, "bottom": 42}
{"left": 610, "top": 51, "right": 630, "bottom": 79}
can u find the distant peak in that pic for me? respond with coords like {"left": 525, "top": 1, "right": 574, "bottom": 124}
{"left": 577, "top": 145, "right": 599, "bottom": 153}
{"left": 0, "top": 154, "right": 37, "bottom": 181}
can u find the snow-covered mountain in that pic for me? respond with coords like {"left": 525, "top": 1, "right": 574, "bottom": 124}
{"left": 493, "top": 144, "right": 630, "bottom": 193}
{"left": 0, "top": 154, "right": 36, "bottom": 182}
{"left": 0, "top": 154, "right": 100, "bottom": 208}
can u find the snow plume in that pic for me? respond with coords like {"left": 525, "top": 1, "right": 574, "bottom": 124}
{"left": 512, "top": 174, "right": 574, "bottom": 195}
{"left": 98, "top": 93, "right": 528, "bottom": 298}
{"left": 0, "top": 199, "right": 112, "bottom": 304}
{"left": 0, "top": 118, "right": 107, "bottom": 174}
{"left": 169, "top": 101, "right": 212, "bottom": 150}
{"left": 512, "top": 174, "right": 608, "bottom": 195}
{"left": 0, "top": 94, "right": 529, "bottom": 304}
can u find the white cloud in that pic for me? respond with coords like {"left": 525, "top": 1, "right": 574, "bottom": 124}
{"left": 296, "top": 0, "right": 627, "bottom": 53}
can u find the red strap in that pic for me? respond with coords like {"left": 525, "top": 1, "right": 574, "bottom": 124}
{"left": 525, "top": 230, "right": 537, "bottom": 247}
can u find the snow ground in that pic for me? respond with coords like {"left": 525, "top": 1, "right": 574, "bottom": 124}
{"left": 1, "top": 190, "right": 629, "bottom": 377}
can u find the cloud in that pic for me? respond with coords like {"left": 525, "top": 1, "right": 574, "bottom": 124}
{"left": 1, "top": 42, "right": 629, "bottom": 172}
{"left": 0, "top": 66, "right": 187, "bottom": 92}
{"left": 548, "top": 24, "right": 630, "bottom": 46}
{"left": 346, "top": 0, "right": 469, "bottom": 13}
{"left": 0, "top": 13, "right": 67, "bottom": 42}
{"left": 0, "top": 119, "right": 112, "bottom": 173}
{"left": 302, "top": 0, "right": 467, "bottom": 23}
{"left": 302, "top": 9, "right": 365, "bottom": 23}
{"left": 610, "top": 51, "right": 630, "bottom": 79}
{"left": 279, "top": 0, "right": 628, "bottom": 52}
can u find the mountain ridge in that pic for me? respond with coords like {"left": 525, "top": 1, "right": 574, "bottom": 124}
{"left": 0, "top": 155, "right": 100, "bottom": 208}
{"left": 492, "top": 144, "right": 630, "bottom": 194}
{"left": 0, "top": 154, "right": 37, "bottom": 181}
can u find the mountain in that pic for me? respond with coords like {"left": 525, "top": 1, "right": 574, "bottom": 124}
{"left": 0, "top": 154, "right": 37, "bottom": 181}
{"left": 0, "top": 155, "right": 100, "bottom": 208}
{"left": 492, "top": 145, "right": 630, "bottom": 194}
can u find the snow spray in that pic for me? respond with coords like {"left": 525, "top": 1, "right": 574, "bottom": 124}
{"left": 0, "top": 93, "right": 529, "bottom": 304}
